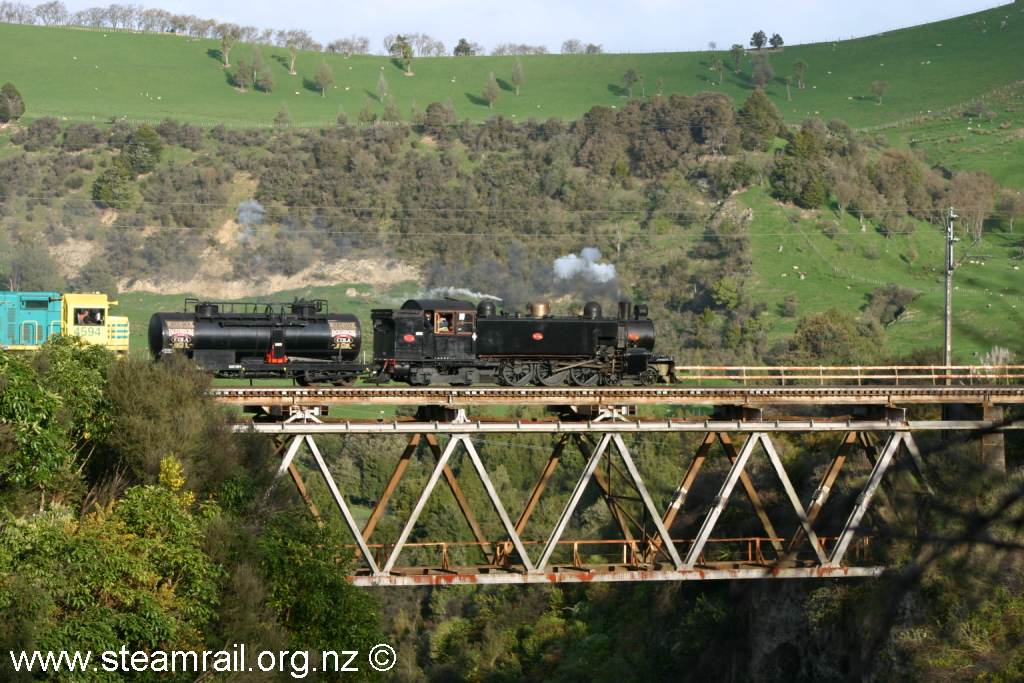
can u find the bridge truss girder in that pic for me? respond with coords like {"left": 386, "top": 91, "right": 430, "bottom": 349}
{"left": 253, "top": 408, "right": 952, "bottom": 587}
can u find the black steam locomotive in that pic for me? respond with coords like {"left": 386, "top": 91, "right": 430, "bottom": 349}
{"left": 149, "top": 297, "right": 674, "bottom": 386}
{"left": 372, "top": 298, "right": 673, "bottom": 386}
{"left": 148, "top": 299, "right": 364, "bottom": 385}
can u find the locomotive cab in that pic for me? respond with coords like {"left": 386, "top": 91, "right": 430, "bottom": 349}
{"left": 372, "top": 299, "right": 480, "bottom": 385}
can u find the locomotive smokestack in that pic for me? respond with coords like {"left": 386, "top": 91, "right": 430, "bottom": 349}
{"left": 618, "top": 301, "right": 630, "bottom": 320}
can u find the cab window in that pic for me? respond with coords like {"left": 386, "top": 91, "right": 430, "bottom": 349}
{"left": 22, "top": 299, "right": 48, "bottom": 310}
{"left": 434, "top": 312, "right": 455, "bottom": 334}
{"left": 455, "top": 311, "right": 475, "bottom": 334}
{"left": 74, "top": 308, "right": 104, "bottom": 326}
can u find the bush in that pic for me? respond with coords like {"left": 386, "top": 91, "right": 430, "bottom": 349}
{"left": 91, "top": 159, "right": 135, "bottom": 209}
{"left": 0, "top": 82, "right": 25, "bottom": 122}
{"left": 11, "top": 117, "right": 60, "bottom": 151}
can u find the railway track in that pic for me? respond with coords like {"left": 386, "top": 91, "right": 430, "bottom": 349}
{"left": 209, "top": 384, "right": 1024, "bottom": 407}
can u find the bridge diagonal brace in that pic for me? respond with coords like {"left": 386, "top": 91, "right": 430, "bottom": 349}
{"left": 647, "top": 433, "right": 714, "bottom": 560}
{"left": 575, "top": 434, "right": 636, "bottom": 541}
{"left": 900, "top": 432, "right": 934, "bottom": 495}
{"left": 424, "top": 433, "right": 494, "bottom": 563}
{"left": 305, "top": 436, "right": 380, "bottom": 574}
{"left": 537, "top": 433, "right": 614, "bottom": 570}
{"left": 759, "top": 434, "right": 829, "bottom": 566}
{"left": 829, "top": 432, "right": 902, "bottom": 567}
{"left": 717, "top": 432, "right": 783, "bottom": 556}
{"left": 611, "top": 434, "right": 683, "bottom": 569}
{"left": 381, "top": 434, "right": 460, "bottom": 575}
{"left": 786, "top": 431, "right": 855, "bottom": 554}
{"left": 274, "top": 435, "right": 305, "bottom": 480}
{"left": 362, "top": 433, "right": 421, "bottom": 541}
{"left": 685, "top": 433, "right": 760, "bottom": 568}
{"left": 460, "top": 436, "right": 535, "bottom": 572}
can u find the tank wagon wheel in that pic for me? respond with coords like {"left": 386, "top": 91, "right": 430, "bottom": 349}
{"left": 569, "top": 367, "right": 601, "bottom": 387}
{"left": 499, "top": 361, "right": 536, "bottom": 387}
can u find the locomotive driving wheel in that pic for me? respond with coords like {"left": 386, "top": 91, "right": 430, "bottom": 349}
{"left": 499, "top": 361, "right": 536, "bottom": 387}
{"left": 568, "top": 367, "right": 601, "bottom": 387}
{"left": 638, "top": 368, "right": 660, "bottom": 386}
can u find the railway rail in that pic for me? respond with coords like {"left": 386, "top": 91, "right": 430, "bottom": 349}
{"left": 211, "top": 384, "right": 1024, "bottom": 407}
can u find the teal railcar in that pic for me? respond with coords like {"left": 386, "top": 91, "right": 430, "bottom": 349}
{"left": 0, "top": 291, "right": 63, "bottom": 350}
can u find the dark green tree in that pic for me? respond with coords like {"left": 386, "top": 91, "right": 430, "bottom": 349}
{"left": 233, "top": 57, "right": 253, "bottom": 91}
{"left": 769, "top": 33, "right": 784, "bottom": 49}
{"left": 91, "top": 160, "right": 135, "bottom": 208}
{"left": 0, "top": 82, "right": 25, "bottom": 122}
{"left": 453, "top": 38, "right": 475, "bottom": 56}
{"left": 750, "top": 30, "right": 767, "bottom": 49}
{"left": 737, "top": 89, "right": 783, "bottom": 151}
{"left": 122, "top": 124, "right": 163, "bottom": 174}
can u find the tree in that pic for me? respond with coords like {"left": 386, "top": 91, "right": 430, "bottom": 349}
{"left": 785, "top": 308, "right": 882, "bottom": 364}
{"left": 483, "top": 71, "right": 499, "bottom": 108}
{"left": 769, "top": 33, "right": 784, "bottom": 49}
{"left": 376, "top": 71, "right": 389, "bottom": 102}
{"left": 0, "top": 82, "right": 25, "bottom": 122}
{"left": 737, "top": 89, "right": 783, "bottom": 151}
{"left": 454, "top": 38, "right": 476, "bottom": 56}
{"left": 511, "top": 59, "right": 524, "bottom": 95}
{"left": 233, "top": 57, "right": 253, "bottom": 91}
{"left": 997, "top": 189, "right": 1024, "bottom": 232}
{"left": 561, "top": 38, "right": 583, "bottom": 54}
{"left": 401, "top": 40, "right": 413, "bottom": 75}
{"left": 273, "top": 104, "right": 291, "bottom": 129}
{"left": 313, "top": 61, "right": 334, "bottom": 97}
{"left": 622, "top": 68, "right": 639, "bottom": 97}
{"left": 218, "top": 28, "right": 237, "bottom": 68}
{"left": 785, "top": 75, "right": 793, "bottom": 101}
{"left": 256, "top": 68, "right": 275, "bottom": 93}
{"left": 91, "top": 160, "right": 135, "bottom": 209}
{"left": 287, "top": 44, "right": 298, "bottom": 75}
{"left": 729, "top": 44, "right": 744, "bottom": 71}
{"left": 750, "top": 30, "right": 767, "bottom": 49}
{"left": 123, "top": 124, "right": 163, "bottom": 174}
{"left": 948, "top": 171, "right": 998, "bottom": 241}
{"left": 751, "top": 53, "right": 773, "bottom": 88}
{"left": 870, "top": 80, "right": 889, "bottom": 104}
{"left": 709, "top": 55, "right": 724, "bottom": 85}
{"left": 794, "top": 60, "right": 807, "bottom": 89}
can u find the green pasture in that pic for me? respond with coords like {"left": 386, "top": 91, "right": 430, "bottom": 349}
{"left": 1, "top": 3, "right": 1022, "bottom": 128}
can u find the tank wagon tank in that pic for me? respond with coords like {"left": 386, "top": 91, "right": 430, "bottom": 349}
{"left": 148, "top": 299, "right": 365, "bottom": 385}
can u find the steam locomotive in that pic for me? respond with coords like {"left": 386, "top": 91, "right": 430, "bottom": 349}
{"left": 148, "top": 297, "right": 675, "bottom": 386}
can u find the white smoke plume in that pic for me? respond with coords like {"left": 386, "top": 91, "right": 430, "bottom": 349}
{"left": 237, "top": 199, "right": 265, "bottom": 227}
{"left": 553, "top": 248, "right": 617, "bottom": 283}
{"left": 419, "top": 287, "right": 503, "bottom": 302}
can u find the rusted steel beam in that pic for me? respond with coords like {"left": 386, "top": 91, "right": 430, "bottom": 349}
{"left": 576, "top": 434, "right": 637, "bottom": 542}
{"left": 361, "top": 433, "right": 421, "bottom": 541}
{"left": 424, "top": 434, "right": 493, "bottom": 563}
{"left": 287, "top": 462, "right": 323, "bottom": 526}
{"left": 786, "top": 431, "right": 855, "bottom": 554}
{"left": 349, "top": 565, "right": 886, "bottom": 586}
{"left": 717, "top": 433, "right": 784, "bottom": 556}
{"left": 234, "top": 418, "right": 1024, "bottom": 435}
{"left": 648, "top": 432, "right": 715, "bottom": 559}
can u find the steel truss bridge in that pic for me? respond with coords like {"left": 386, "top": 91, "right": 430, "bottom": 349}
{"left": 217, "top": 366, "right": 1024, "bottom": 587}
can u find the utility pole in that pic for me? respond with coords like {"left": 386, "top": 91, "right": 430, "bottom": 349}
{"left": 944, "top": 207, "right": 958, "bottom": 385}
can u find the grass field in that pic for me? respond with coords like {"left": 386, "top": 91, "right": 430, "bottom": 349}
{"left": 739, "top": 188, "right": 1024, "bottom": 360}
{"left": 1, "top": 4, "right": 1022, "bottom": 128}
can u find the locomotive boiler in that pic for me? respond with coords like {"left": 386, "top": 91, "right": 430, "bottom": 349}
{"left": 372, "top": 298, "right": 674, "bottom": 386}
{"left": 148, "top": 298, "right": 365, "bottom": 384}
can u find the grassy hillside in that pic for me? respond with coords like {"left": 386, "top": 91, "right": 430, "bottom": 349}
{"left": 1, "top": 4, "right": 1022, "bottom": 128}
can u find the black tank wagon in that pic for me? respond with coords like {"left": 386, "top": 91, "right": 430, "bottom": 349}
{"left": 148, "top": 299, "right": 365, "bottom": 385}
